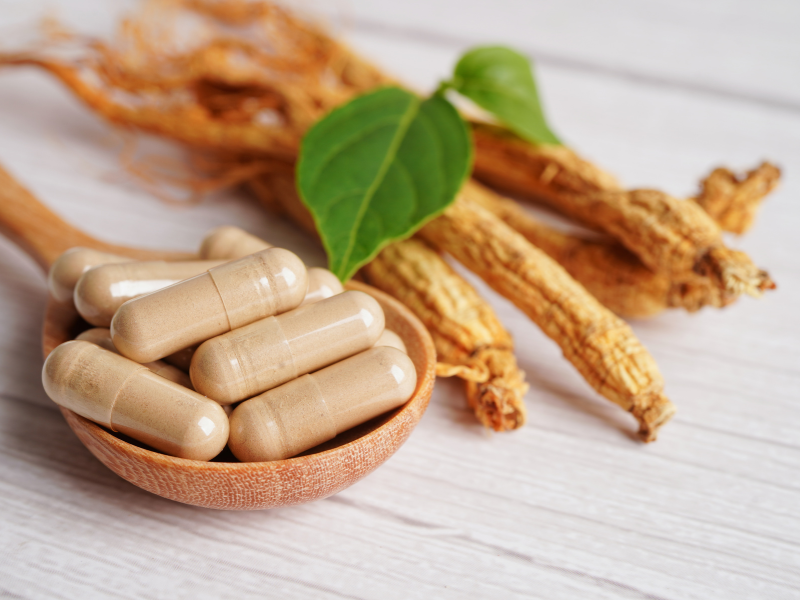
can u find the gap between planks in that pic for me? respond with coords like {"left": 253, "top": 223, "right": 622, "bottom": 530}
{"left": 348, "top": 18, "right": 800, "bottom": 114}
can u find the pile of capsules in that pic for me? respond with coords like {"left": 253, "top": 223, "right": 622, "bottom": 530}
{"left": 42, "top": 226, "right": 416, "bottom": 462}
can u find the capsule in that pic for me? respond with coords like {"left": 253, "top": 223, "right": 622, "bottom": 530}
{"left": 111, "top": 248, "right": 308, "bottom": 363}
{"left": 42, "top": 341, "right": 229, "bottom": 461}
{"left": 199, "top": 226, "right": 344, "bottom": 306}
{"left": 374, "top": 329, "right": 407, "bottom": 354}
{"left": 228, "top": 346, "right": 417, "bottom": 462}
{"left": 163, "top": 345, "right": 197, "bottom": 372}
{"left": 161, "top": 271, "right": 340, "bottom": 374}
{"left": 301, "top": 268, "right": 344, "bottom": 306}
{"left": 48, "top": 247, "right": 130, "bottom": 304}
{"left": 199, "top": 225, "right": 273, "bottom": 261}
{"left": 191, "top": 290, "right": 385, "bottom": 405}
{"left": 74, "top": 260, "right": 225, "bottom": 327}
{"left": 75, "top": 328, "right": 194, "bottom": 389}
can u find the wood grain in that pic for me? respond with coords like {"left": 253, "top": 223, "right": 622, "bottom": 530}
{"left": 0, "top": 1, "right": 798, "bottom": 598}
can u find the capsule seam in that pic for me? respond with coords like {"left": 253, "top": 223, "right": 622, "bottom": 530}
{"left": 107, "top": 365, "right": 149, "bottom": 432}
{"left": 207, "top": 269, "right": 234, "bottom": 332}
{"left": 307, "top": 373, "right": 337, "bottom": 438}
{"left": 272, "top": 317, "right": 298, "bottom": 381}
{"left": 226, "top": 337, "right": 251, "bottom": 402}
{"left": 255, "top": 254, "right": 278, "bottom": 317}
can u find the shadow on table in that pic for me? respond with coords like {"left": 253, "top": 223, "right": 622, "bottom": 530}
{"left": 518, "top": 356, "right": 642, "bottom": 443}
{"left": 0, "top": 396, "right": 307, "bottom": 519}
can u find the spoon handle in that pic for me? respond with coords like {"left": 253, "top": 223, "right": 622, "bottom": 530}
{"left": 0, "top": 164, "right": 194, "bottom": 271}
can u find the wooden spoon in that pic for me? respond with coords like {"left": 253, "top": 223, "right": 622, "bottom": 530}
{"left": 0, "top": 165, "right": 436, "bottom": 510}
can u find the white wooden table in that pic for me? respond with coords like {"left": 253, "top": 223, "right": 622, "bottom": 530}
{"left": 1, "top": 1, "right": 798, "bottom": 598}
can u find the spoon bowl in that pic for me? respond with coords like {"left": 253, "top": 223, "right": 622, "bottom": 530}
{"left": 2, "top": 165, "right": 435, "bottom": 510}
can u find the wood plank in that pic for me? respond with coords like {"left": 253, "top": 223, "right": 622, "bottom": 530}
{"left": 0, "top": 2, "right": 798, "bottom": 599}
{"left": 327, "top": 0, "right": 800, "bottom": 110}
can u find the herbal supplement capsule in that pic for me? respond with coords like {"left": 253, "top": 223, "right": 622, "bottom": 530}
{"left": 374, "top": 329, "right": 407, "bottom": 354}
{"left": 111, "top": 248, "right": 307, "bottom": 363}
{"left": 162, "top": 268, "right": 345, "bottom": 371}
{"left": 301, "top": 268, "right": 344, "bottom": 306}
{"left": 48, "top": 247, "right": 131, "bottom": 304}
{"left": 42, "top": 341, "right": 229, "bottom": 461}
{"left": 75, "top": 260, "right": 224, "bottom": 327}
{"left": 199, "top": 226, "right": 272, "bottom": 261}
{"left": 228, "top": 347, "right": 416, "bottom": 462}
{"left": 191, "top": 290, "right": 385, "bottom": 405}
{"left": 199, "top": 226, "right": 343, "bottom": 306}
{"left": 76, "top": 328, "right": 194, "bottom": 389}
{"left": 163, "top": 345, "right": 197, "bottom": 372}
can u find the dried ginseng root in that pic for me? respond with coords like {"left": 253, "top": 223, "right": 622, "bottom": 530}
{"left": 464, "top": 181, "right": 730, "bottom": 318}
{"left": 0, "top": 55, "right": 303, "bottom": 160}
{"left": 470, "top": 124, "right": 775, "bottom": 299}
{"left": 362, "top": 240, "right": 529, "bottom": 431}
{"left": 471, "top": 122, "right": 621, "bottom": 199}
{"left": 694, "top": 162, "right": 781, "bottom": 234}
{"left": 0, "top": 5, "right": 531, "bottom": 432}
{"left": 418, "top": 197, "right": 676, "bottom": 442}
{"left": 1, "top": 1, "right": 671, "bottom": 438}
{"left": 249, "top": 169, "right": 529, "bottom": 432}
{"left": 0, "top": 0, "right": 366, "bottom": 159}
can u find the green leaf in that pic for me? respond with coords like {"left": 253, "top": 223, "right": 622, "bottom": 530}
{"left": 449, "top": 45, "right": 561, "bottom": 145}
{"left": 297, "top": 86, "right": 472, "bottom": 281}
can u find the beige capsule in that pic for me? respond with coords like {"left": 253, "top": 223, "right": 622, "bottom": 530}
{"left": 301, "top": 268, "right": 344, "bottom": 306}
{"left": 163, "top": 345, "right": 197, "bottom": 372}
{"left": 191, "top": 290, "right": 385, "bottom": 405}
{"left": 199, "top": 226, "right": 343, "bottom": 306}
{"left": 75, "top": 260, "right": 225, "bottom": 327}
{"left": 111, "top": 248, "right": 308, "bottom": 364}
{"left": 42, "top": 341, "right": 229, "bottom": 461}
{"left": 48, "top": 247, "right": 131, "bottom": 304}
{"left": 161, "top": 267, "right": 342, "bottom": 372}
{"left": 75, "top": 328, "right": 194, "bottom": 389}
{"left": 228, "top": 346, "right": 417, "bottom": 462}
{"left": 199, "top": 225, "right": 272, "bottom": 261}
{"left": 374, "top": 329, "right": 407, "bottom": 354}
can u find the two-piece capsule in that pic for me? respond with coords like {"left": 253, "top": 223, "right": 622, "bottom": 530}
{"left": 162, "top": 264, "right": 344, "bottom": 373}
{"left": 43, "top": 341, "right": 229, "bottom": 461}
{"left": 111, "top": 248, "right": 308, "bottom": 363}
{"left": 199, "top": 226, "right": 274, "bottom": 262}
{"left": 75, "top": 328, "right": 194, "bottom": 389}
{"left": 159, "top": 229, "right": 346, "bottom": 372}
{"left": 48, "top": 248, "right": 130, "bottom": 304}
{"left": 191, "top": 290, "right": 385, "bottom": 404}
{"left": 374, "top": 329, "right": 407, "bottom": 354}
{"left": 163, "top": 345, "right": 198, "bottom": 372}
{"left": 75, "top": 260, "right": 224, "bottom": 327}
{"left": 228, "top": 346, "right": 417, "bottom": 462}
{"left": 200, "top": 226, "right": 343, "bottom": 306}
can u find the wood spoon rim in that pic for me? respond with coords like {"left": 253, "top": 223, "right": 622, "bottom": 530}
{"left": 0, "top": 164, "right": 435, "bottom": 509}
{"left": 45, "top": 280, "right": 436, "bottom": 509}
